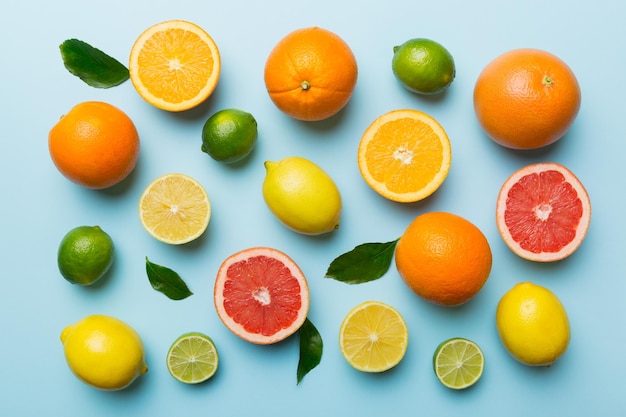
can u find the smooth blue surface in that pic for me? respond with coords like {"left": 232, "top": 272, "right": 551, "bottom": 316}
{"left": 2, "top": 0, "right": 624, "bottom": 415}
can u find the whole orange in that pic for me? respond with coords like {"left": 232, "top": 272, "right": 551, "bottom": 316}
{"left": 473, "top": 48, "right": 581, "bottom": 150}
{"left": 264, "top": 26, "right": 358, "bottom": 122}
{"left": 49, "top": 101, "right": 140, "bottom": 189}
{"left": 395, "top": 212, "right": 492, "bottom": 306}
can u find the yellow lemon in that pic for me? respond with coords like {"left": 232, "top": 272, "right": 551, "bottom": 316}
{"left": 262, "top": 156, "right": 341, "bottom": 235}
{"left": 496, "top": 282, "right": 570, "bottom": 366}
{"left": 60, "top": 315, "right": 148, "bottom": 390}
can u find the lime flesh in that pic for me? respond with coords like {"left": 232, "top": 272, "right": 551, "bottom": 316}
{"left": 166, "top": 332, "right": 218, "bottom": 384}
{"left": 433, "top": 337, "right": 484, "bottom": 389}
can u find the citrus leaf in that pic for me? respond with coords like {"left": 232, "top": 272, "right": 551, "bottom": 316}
{"left": 297, "top": 318, "right": 323, "bottom": 385}
{"left": 59, "top": 39, "right": 129, "bottom": 88}
{"left": 325, "top": 239, "right": 399, "bottom": 284}
{"left": 145, "top": 257, "right": 193, "bottom": 300}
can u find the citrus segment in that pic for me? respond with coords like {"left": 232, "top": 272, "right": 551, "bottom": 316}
{"left": 264, "top": 27, "right": 358, "bottom": 121}
{"left": 339, "top": 301, "right": 408, "bottom": 372}
{"left": 138, "top": 173, "right": 211, "bottom": 245}
{"left": 473, "top": 48, "right": 581, "bottom": 149}
{"left": 129, "top": 20, "right": 221, "bottom": 112}
{"left": 358, "top": 109, "right": 451, "bottom": 203}
{"left": 433, "top": 338, "right": 484, "bottom": 390}
{"left": 496, "top": 162, "right": 591, "bottom": 262}
{"left": 214, "top": 247, "right": 310, "bottom": 345}
{"left": 166, "top": 332, "right": 218, "bottom": 384}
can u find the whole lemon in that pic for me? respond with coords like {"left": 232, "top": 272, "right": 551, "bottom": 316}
{"left": 496, "top": 282, "right": 570, "bottom": 366}
{"left": 60, "top": 315, "right": 148, "bottom": 390}
{"left": 262, "top": 156, "right": 342, "bottom": 235}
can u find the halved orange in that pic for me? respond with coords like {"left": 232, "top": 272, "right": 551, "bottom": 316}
{"left": 138, "top": 173, "right": 211, "bottom": 245}
{"left": 129, "top": 20, "right": 221, "bottom": 112}
{"left": 357, "top": 109, "right": 452, "bottom": 203}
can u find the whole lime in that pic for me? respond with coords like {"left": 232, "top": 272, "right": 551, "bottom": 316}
{"left": 201, "top": 109, "right": 258, "bottom": 163}
{"left": 58, "top": 225, "right": 114, "bottom": 285}
{"left": 392, "top": 38, "right": 455, "bottom": 95}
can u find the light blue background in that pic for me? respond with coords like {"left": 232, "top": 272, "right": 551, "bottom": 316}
{"left": 2, "top": 0, "right": 624, "bottom": 415}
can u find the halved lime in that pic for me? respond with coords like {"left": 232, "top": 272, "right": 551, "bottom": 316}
{"left": 166, "top": 332, "right": 219, "bottom": 384}
{"left": 433, "top": 337, "right": 484, "bottom": 389}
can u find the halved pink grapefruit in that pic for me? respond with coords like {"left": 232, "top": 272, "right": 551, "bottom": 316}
{"left": 496, "top": 162, "right": 591, "bottom": 262}
{"left": 213, "top": 247, "right": 310, "bottom": 344}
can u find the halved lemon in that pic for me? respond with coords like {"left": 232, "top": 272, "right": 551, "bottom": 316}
{"left": 339, "top": 300, "right": 408, "bottom": 372}
{"left": 138, "top": 173, "right": 210, "bottom": 245}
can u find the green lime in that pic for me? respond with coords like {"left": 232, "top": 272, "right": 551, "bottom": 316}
{"left": 433, "top": 337, "right": 484, "bottom": 390}
{"left": 201, "top": 108, "right": 258, "bottom": 163}
{"left": 392, "top": 38, "right": 455, "bottom": 95}
{"left": 57, "top": 225, "right": 114, "bottom": 286}
{"left": 166, "top": 332, "right": 219, "bottom": 384}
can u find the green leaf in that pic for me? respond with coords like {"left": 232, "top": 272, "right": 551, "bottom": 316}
{"left": 325, "top": 239, "right": 399, "bottom": 284}
{"left": 297, "top": 318, "right": 323, "bottom": 384}
{"left": 145, "top": 257, "right": 193, "bottom": 300}
{"left": 59, "top": 39, "right": 129, "bottom": 88}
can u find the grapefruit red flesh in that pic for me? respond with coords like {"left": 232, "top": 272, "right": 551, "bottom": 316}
{"left": 496, "top": 162, "right": 591, "bottom": 262}
{"left": 214, "top": 247, "right": 310, "bottom": 344}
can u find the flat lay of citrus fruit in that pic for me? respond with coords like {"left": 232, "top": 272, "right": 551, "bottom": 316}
{"left": 214, "top": 247, "right": 310, "bottom": 345}
{"left": 129, "top": 19, "right": 221, "bottom": 112}
{"left": 433, "top": 338, "right": 484, "bottom": 390}
{"left": 57, "top": 225, "right": 114, "bottom": 286}
{"left": 48, "top": 101, "right": 139, "bottom": 189}
{"left": 138, "top": 173, "right": 211, "bottom": 245}
{"left": 166, "top": 332, "right": 219, "bottom": 384}
{"left": 392, "top": 38, "right": 455, "bottom": 95}
{"left": 262, "top": 156, "right": 342, "bottom": 235}
{"left": 496, "top": 282, "right": 570, "bottom": 366}
{"left": 264, "top": 26, "right": 358, "bottom": 121}
{"left": 201, "top": 108, "right": 258, "bottom": 163}
{"left": 496, "top": 162, "right": 591, "bottom": 262}
{"left": 339, "top": 300, "right": 408, "bottom": 373}
{"left": 357, "top": 109, "right": 451, "bottom": 203}
{"left": 473, "top": 48, "right": 581, "bottom": 149}
{"left": 60, "top": 315, "right": 147, "bottom": 390}
{"left": 395, "top": 212, "right": 492, "bottom": 306}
